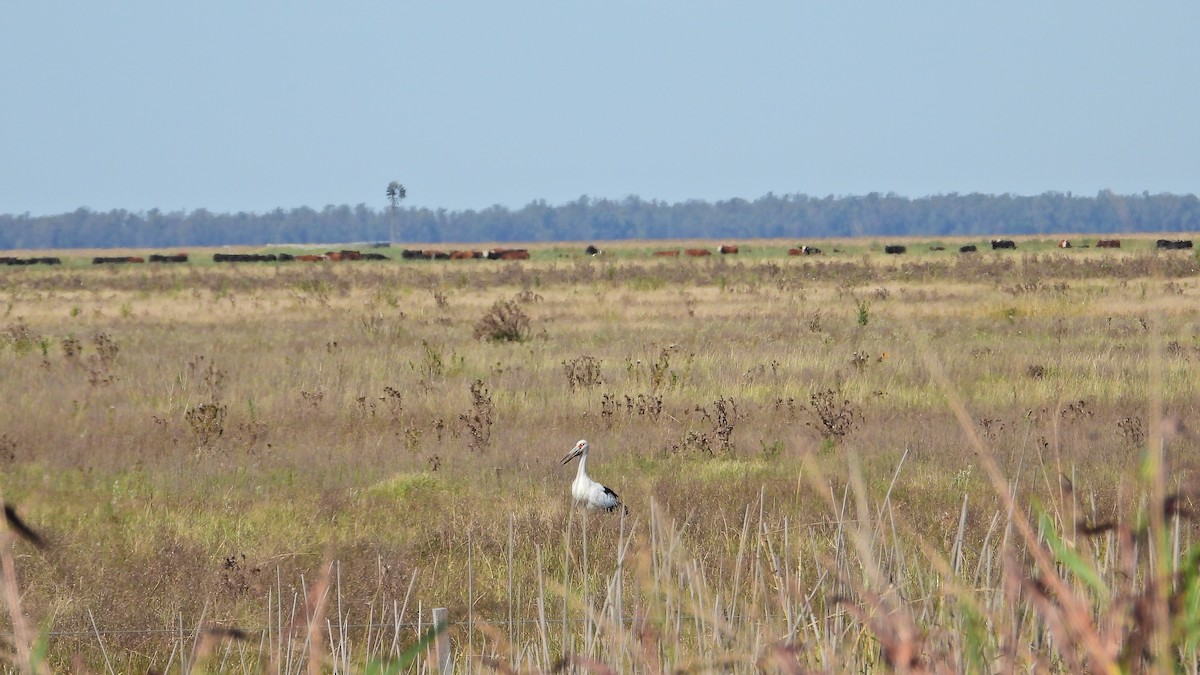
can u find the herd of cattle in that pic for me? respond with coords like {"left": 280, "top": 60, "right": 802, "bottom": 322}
{"left": 0, "top": 256, "right": 63, "bottom": 266}
{"left": 2, "top": 239, "right": 1196, "bottom": 267}
{"left": 874, "top": 237, "right": 1194, "bottom": 256}
{"left": 399, "top": 248, "right": 531, "bottom": 260}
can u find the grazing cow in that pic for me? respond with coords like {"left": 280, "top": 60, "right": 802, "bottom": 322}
{"left": 450, "top": 250, "right": 477, "bottom": 260}
{"left": 483, "top": 248, "right": 524, "bottom": 260}
{"left": 1156, "top": 239, "right": 1194, "bottom": 250}
{"left": 295, "top": 254, "right": 327, "bottom": 262}
{"left": 3, "top": 256, "right": 61, "bottom": 265}
{"left": 149, "top": 253, "right": 189, "bottom": 263}
{"left": 426, "top": 250, "right": 451, "bottom": 260}
{"left": 126, "top": 256, "right": 145, "bottom": 263}
{"left": 1059, "top": 240, "right": 1071, "bottom": 249}
{"left": 93, "top": 256, "right": 132, "bottom": 264}
{"left": 1096, "top": 239, "right": 1121, "bottom": 249}
{"left": 718, "top": 245, "right": 739, "bottom": 254}
{"left": 991, "top": 239, "right": 1017, "bottom": 250}
{"left": 929, "top": 246, "right": 945, "bottom": 251}
{"left": 585, "top": 245, "right": 602, "bottom": 255}
{"left": 213, "top": 253, "right": 276, "bottom": 263}
{"left": 362, "top": 252, "right": 390, "bottom": 260}
{"left": 652, "top": 250, "right": 680, "bottom": 257}
{"left": 788, "top": 246, "right": 822, "bottom": 256}
{"left": 959, "top": 245, "right": 978, "bottom": 253}
{"left": 684, "top": 248, "right": 712, "bottom": 256}
{"left": 338, "top": 250, "right": 363, "bottom": 260}
{"left": 884, "top": 245, "right": 907, "bottom": 255}
{"left": 401, "top": 249, "right": 427, "bottom": 260}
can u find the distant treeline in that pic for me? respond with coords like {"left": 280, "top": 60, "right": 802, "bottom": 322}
{"left": 2, "top": 191, "right": 1198, "bottom": 250}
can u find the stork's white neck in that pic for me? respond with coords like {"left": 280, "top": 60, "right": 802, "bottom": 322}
{"left": 575, "top": 447, "right": 589, "bottom": 478}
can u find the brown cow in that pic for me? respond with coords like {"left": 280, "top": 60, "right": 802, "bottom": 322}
{"left": 485, "top": 248, "right": 526, "bottom": 260}
{"left": 296, "top": 254, "right": 327, "bottom": 262}
{"left": 1059, "top": 240, "right": 1071, "bottom": 248}
{"left": 718, "top": 245, "right": 739, "bottom": 254}
{"left": 450, "top": 250, "right": 477, "bottom": 260}
{"left": 127, "top": 256, "right": 145, "bottom": 263}
{"left": 1097, "top": 239, "right": 1121, "bottom": 248}
{"left": 684, "top": 248, "right": 711, "bottom": 256}
{"left": 653, "top": 250, "right": 680, "bottom": 257}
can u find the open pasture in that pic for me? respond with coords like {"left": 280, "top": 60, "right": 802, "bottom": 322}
{"left": 1, "top": 238, "right": 1199, "bottom": 672}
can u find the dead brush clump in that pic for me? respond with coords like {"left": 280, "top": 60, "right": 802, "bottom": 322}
{"left": 561, "top": 355, "right": 603, "bottom": 391}
{"left": 181, "top": 354, "right": 229, "bottom": 453}
{"left": 692, "top": 396, "right": 741, "bottom": 453}
{"left": 60, "top": 334, "right": 81, "bottom": 360}
{"left": 599, "top": 392, "right": 664, "bottom": 428}
{"left": 1118, "top": 415, "right": 1147, "bottom": 448}
{"left": 0, "top": 317, "right": 41, "bottom": 355}
{"left": 806, "top": 388, "right": 862, "bottom": 442}
{"left": 474, "top": 298, "right": 531, "bottom": 342}
{"left": 626, "top": 346, "right": 692, "bottom": 392}
{"left": 0, "top": 434, "right": 16, "bottom": 463}
{"left": 85, "top": 331, "right": 119, "bottom": 386}
{"left": 459, "top": 379, "right": 495, "bottom": 452}
{"left": 185, "top": 402, "right": 227, "bottom": 448}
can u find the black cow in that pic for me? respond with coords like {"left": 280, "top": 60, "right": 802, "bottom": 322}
{"left": 585, "top": 244, "right": 601, "bottom": 255}
{"left": 0, "top": 257, "right": 59, "bottom": 265}
{"left": 991, "top": 239, "right": 1017, "bottom": 250}
{"left": 1156, "top": 239, "right": 1194, "bottom": 250}
{"left": 213, "top": 253, "right": 277, "bottom": 263}
{"left": 959, "top": 245, "right": 977, "bottom": 253}
{"left": 884, "top": 245, "right": 907, "bottom": 255}
{"left": 149, "top": 253, "right": 189, "bottom": 263}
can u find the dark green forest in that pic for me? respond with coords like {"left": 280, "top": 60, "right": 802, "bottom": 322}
{"left": 2, "top": 191, "right": 1198, "bottom": 250}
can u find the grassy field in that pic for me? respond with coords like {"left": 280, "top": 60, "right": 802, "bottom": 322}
{"left": 1, "top": 236, "right": 1199, "bottom": 672}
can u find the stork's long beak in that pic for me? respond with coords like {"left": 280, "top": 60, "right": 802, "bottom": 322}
{"left": 561, "top": 446, "right": 582, "bottom": 465}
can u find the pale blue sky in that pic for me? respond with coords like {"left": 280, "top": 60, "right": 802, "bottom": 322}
{"left": 2, "top": 2, "right": 1197, "bottom": 216}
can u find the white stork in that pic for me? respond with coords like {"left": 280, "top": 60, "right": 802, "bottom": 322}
{"left": 561, "top": 439, "right": 624, "bottom": 513}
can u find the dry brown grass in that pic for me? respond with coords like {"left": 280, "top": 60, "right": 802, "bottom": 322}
{"left": 0, "top": 241, "right": 1198, "bottom": 671}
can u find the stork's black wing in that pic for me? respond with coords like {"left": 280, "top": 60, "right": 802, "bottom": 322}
{"left": 4, "top": 503, "right": 47, "bottom": 549}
